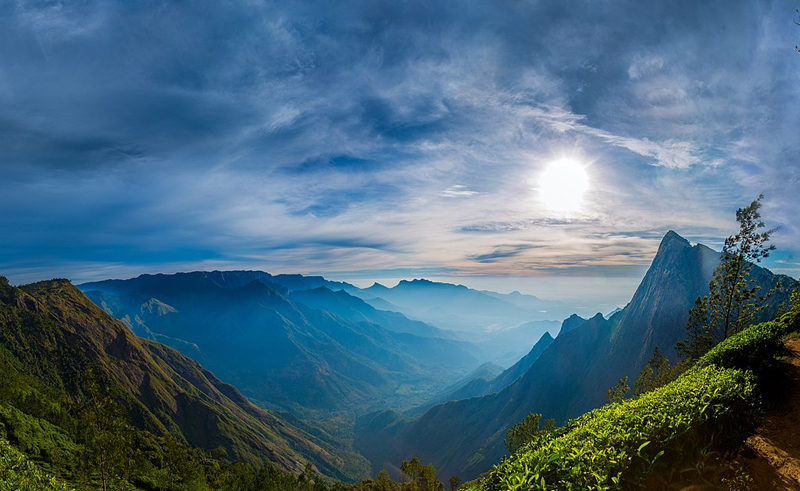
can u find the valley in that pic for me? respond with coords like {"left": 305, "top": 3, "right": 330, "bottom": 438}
{"left": 4, "top": 228, "right": 797, "bottom": 490}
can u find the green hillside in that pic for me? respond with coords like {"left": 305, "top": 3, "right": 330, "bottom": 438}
{"left": 0, "top": 437, "right": 75, "bottom": 491}
{"left": 463, "top": 304, "right": 800, "bottom": 490}
{"left": 0, "top": 276, "right": 370, "bottom": 484}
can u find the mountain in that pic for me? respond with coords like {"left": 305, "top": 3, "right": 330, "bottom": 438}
{"left": 81, "top": 272, "right": 479, "bottom": 416}
{"left": 408, "top": 331, "right": 555, "bottom": 417}
{"left": 287, "top": 286, "right": 455, "bottom": 340}
{"left": 480, "top": 290, "right": 570, "bottom": 314}
{"left": 476, "top": 331, "right": 554, "bottom": 395}
{"left": 0, "top": 276, "right": 367, "bottom": 481}
{"left": 355, "top": 231, "right": 798, "bottom": 481}
{"left": 351, "top": 279, "right": 575, "bottom": 333}
{"left": 557, "top": 314, "right": 589, "bottom": 336}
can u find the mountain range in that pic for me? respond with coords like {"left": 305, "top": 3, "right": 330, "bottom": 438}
{"left": 80, "top": 272, "right": 481, "bottom": 417}
{"left": 0, "top": 277, "right": 367, "bottom": 481}
{"left": 3, "top": 229, "right": 794, "bottom": 484}
{"left": 353, "top": 231, "right": 798, "bottom": 480}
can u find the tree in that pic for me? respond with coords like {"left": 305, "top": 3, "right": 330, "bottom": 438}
{"left": 448, "top": 476, "right": 461, "bottom": 491}
{"left": 633, "top": 347, "right": 680, "bottom": 396}
{"left": 400, "top": 457, "right": 444, "bottom": 491}
{"left": 504, "top": 413, "right": 555, "bottom": 454}
{"left": 77, "top": 370, "right": 138, "bottom": 491}
{"left": 792, "top": 286, "right": 800, "bottom": 313}
{"left": 676, "top": 297, "right": 713, "bottom": 363}
{"left": 677, "top": 195, "right": 776, "bottom": 362}
{"left": 606, "top": 376, "right": 630, "bottom": 403}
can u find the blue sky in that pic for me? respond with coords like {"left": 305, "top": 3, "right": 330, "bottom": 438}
{"left": 1, "top": 0, "right": 799, "bottom": 309}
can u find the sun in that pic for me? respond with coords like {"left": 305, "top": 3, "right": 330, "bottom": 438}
{"left": 538, "top": 159, "right": 590, "bottom": 213}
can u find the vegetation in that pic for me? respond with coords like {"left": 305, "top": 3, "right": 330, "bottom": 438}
{"left": 0, "top": 436, "right": 74, "bottom": 491}
{"left": 464, "top": 302, "right": 800, "bottom": 491}
{"left": 677, "top": 195, "right": 777, "bottom": 363}
{"left": 0, "top": 275, "right": 455, "bottom": 490}
{"left": 605, "top": 377, "right": 629, "bottom": 404}
{"left": 631, "top": 348, "right": 676, "bottom": 396}
{"left": 503, "top": 414, "right": 555, "bottom": 455}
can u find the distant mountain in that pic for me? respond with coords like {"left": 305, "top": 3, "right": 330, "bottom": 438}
{"left": 418, "top": 331, "right": 555, "bottom": 412}
{"left": 480, "top": 290, "right": 570, "bottom": 314}
{"left": 351, "top": 279, "right": 575, "bottom": 333}
{"left": 269, "top": 273, "right": 355, "bottom": 293}
{"left": 356, "top": 231, "right": 798, "bottom": 480}
{"left": 0, "top": 277, "right": 365, "bottom": 481}
{"left": 477, "top": 331, "right": 554, "bottom": 396}
{"left": 288, "top": 287, "right": 455, "bottom": 340}
{"left": 557, "top": 314, "right": 588, "bottom": 336}
{"left": 81, "top": 272, "right": 479, "bottom": 417}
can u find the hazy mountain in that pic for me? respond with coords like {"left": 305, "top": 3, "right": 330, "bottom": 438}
{"left": 415, "top": 331, "right": 555, "bottom": 414}
{"left": 355, "top": 231, "right": 798, "bottom": 480}
{"left": 350, "top": 279, "right": 574, "bottom": 333}
{"left": 557, "top": 314, "right": 589, "bottom": 336}
{"left": 288, "top": 286, "right": 455, "bottom": 340}
{"left": 480, "top": 290, "right": 570, "bottom": 315}
{"left": 477, "top": 331, "right": 555, "bottom": 396}
{"left": 0, "top": 277, "right": 366, "bottom": 481}
{"left": 81, "top": 272, "right": 479, "bottom": 417}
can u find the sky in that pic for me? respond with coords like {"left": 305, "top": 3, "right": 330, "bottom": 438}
{"left": 1, "top": 0, "right": 799, "bottom": 311}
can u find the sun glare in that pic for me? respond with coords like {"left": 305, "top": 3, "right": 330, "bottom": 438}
{"left": 538, "top": 159, "right": 590, "bottom": 213}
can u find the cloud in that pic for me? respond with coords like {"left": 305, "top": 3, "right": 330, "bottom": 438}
{"left": 441, "top": 185, "right": 478, "bottom": 198}
{"left": 0, "top": 0, "right": 798, "bottom": 308}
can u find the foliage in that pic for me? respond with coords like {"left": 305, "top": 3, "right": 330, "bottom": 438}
{"left": 0, "top": 436, "right": 75, "bottom": 491}
{"left": 76, "top": 371, "right": 141, "bottom": 491}
{"left": 678, "top": 195, "right": 777, "bottom": 363}
{"left": 605, "top": 376, "right": 629, "bottom": 404}
{"left": 400, "top": 457, "right": 445, "bottom": 491}
{"left": 466, "top": 366, "right": 757, "bottom": 491}
{"left": 448, "top": 476, "right": 461, "bottom": 491}
{"left": 503, "top": 414, "right": 555, "bottom": 455}
{"left": 632, "top": 347, "right": 681, "bottom": 396}
{"left": 693, "top": 311, "right": 798, "bottom": 377}
{"left": 676, "top": 297, "right": 713, "bottom": 362}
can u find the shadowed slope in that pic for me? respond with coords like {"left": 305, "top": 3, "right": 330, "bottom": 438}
{"left": 0, "top": 277, "right": 367, "bottom": 481}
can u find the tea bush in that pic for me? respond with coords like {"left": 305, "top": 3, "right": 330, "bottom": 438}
{"left": 466, "top": 366, "right": 757, "bottom": 491}
{"left": 0, "top": 437, "right": 74, "bottom": 491}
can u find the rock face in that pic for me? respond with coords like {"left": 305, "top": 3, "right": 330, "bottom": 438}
{"left": 0, "top": 277, "right": 365, "bottom": 481}
{"left": 357, "top": 231, "right": 797, "bottom": 481}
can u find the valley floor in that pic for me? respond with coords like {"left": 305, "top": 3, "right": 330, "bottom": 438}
{"left": 738, "top": 337, "right": 800, "bottom": 490}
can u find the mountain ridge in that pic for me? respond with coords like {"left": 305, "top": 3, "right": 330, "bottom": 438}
{"left": 0, "top": 276, "right": 367, "bottom": 481}
{"left": 355, "top": 231, "right": 798, "bottom": 481}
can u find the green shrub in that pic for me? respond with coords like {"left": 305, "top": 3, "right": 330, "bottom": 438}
{"left": 693, "top": 320, "right": 786, "bottom": 377}
{"left": 0, "top": 437, "right": 74, "bottom": 491}
{"left": 467, "top": 366, "right": 757, "bottom": 491}
{"left": 694, "top": 309, "right": 800, "bottom": 377}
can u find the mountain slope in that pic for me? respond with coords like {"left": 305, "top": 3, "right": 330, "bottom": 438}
{"left": 433, "top": 332, "right": 555, "bottom": 405}
{"left": 81, "top": 272, "right": 478, "bottom": 416}
{"left": 288, "top": 287, "right": 454, "bottom": 340}
{"left": 0, "top": 276, "right": 367, "bottom": 481}
{"left": 356, "top": 231, "right": 798, "bottom": 481}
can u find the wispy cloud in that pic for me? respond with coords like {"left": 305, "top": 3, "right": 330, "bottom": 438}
{"left": 0, "top": 0, "right": 798, "bottom": 306}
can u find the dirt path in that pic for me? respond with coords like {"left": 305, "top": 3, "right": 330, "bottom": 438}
{"left": 737, "top": 337, "right": 800, "bottom": 490}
